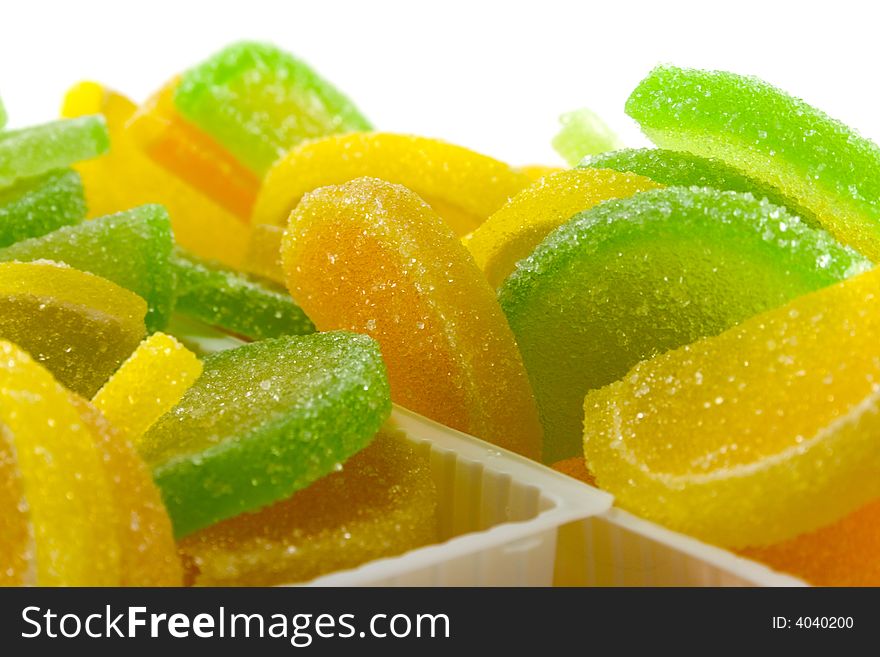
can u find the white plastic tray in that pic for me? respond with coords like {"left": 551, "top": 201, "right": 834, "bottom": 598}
{"left": 554, "top": 506, "right": 807, "bottom": 587}
{"left": 306, "top": 407, "right": 613, "bottom": 586}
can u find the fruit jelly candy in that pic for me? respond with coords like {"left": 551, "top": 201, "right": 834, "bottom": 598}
{"left": 740, "top": 498, "right": 880, "bottom": 586}
{"left": 0, "top": 95, "right": 6, "bottom": 129}
{"left": 0, "top": 261, "right": 147, "bottom": 397}
{"left": 70, "top": 395, "right": 182, "bottom": 586}
{"left": 251, "top": 132, "right": 532, "bottom": 236}
{"left": 283, "top": 177, "right": 543, "bottom": 460}
{"left": 164, "top": 313, "right": 248, "bottom": 358}
{"left": 140, "top": 332, "right": 391, "bottom": 537}
{"left": 0, "top": 169, "right": 86, "bottom": 248}
{"left": 465, "top": 168, "right": 661, "bottom": 289}
{"left": 61, "top": 82, "right": 248, "bottom": 267}
{"left": 179, "top": 428, "right": 438, "bottom": 586}
{"left": 0, "top": 115, "right": 109, "bottom": 187}
{"left": 499, "top": 187, "right": 871, "bottom": 464}
{"left": 0, "top": 340, "right": 118, "bottom": 585}
{"left": 171, "top": 248, "right": 314, "bottom": 340}
{"left": 583, "top": 266, "right": 880, "bottom": 548}
{"left": 582, "top": 148, "right": 820, "bottom": 228}
{"left": 552, "top": 108, "right": 623, "bottom": 166}
{"left": 0, "top": 419, "right": 30, "bottom": 585}
{"left": 626, "top": 65, "right": 880, "bottom": 260}
{"left": 242, "top": 223, "right": 285, "bottom": 284}
{"left": 0, "top": 204, "right": 175, "bottom": 331}
{"left": 175, "top": 41, "right": 372, "bottom": 176}
{"left": 127, "top": 78, "right": 260, "bottom": 220}
{"left": 92, "top": 332, "right": 202, "bottom": 445}
{"left": 550, "top": 457, "right": 596, "bottom": 487}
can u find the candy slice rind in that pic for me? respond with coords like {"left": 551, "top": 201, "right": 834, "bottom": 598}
{"left": 0, "top": 169, "right": 86, "bottom": 248}
{"left": 625, "top": 65, "right": 880, "bottom": 259}
{"left": 500, "top": 187, "right": 871, "bottom": 463}
{"left": 141, "top": 332, "right": 391, "bottom": 537}
{"left": 0, "top": 115, "right": 109, "bottom": 187}
{"left": 584, "top": 267, "right": 880, "bottom": 548}
{"left": 552, "top": 107, "right": 622, "bottom": 165}
{"left": 0, "top": 205, "right": 175, "bottom": 331}
{"left": 581, "top": 148, "right": 820, "bottom": 227}
{"left": 175, "top": 41, "right": 371, "bottom": 175}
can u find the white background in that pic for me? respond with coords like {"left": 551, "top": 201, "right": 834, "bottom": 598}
{"left": 1, "top": 0, "right": 879, "bottom": 165}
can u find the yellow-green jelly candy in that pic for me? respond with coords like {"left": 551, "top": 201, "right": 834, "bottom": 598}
{"left": 582, "top": 148, "right": 820, "bottom": 228}
{"left": 140, "top": 332, "right": 390, "bottom": 537}
{"left": 0, "top": 169, "right": 86, "bottom": 247}
{"left": 171, "top": 249, "right": 314, "bottom": 340}
{"left": 626, "top": 65, "right": 880, "bottom": 260}
{"left": 174, "top": 41, "right": 371, "bottom": 176}
{"left": 0, "top": 115, "right": 109, "bottom": 187}
{"left": 499, "top": 186, "right": 872, "bottom": 463}
{"left": 0, "top": 204, "right": 174, "bottom": 331}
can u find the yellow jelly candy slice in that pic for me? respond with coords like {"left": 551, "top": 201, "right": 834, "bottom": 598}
{"left": 0, "top": 422, "right": 29, "bottom": 585}
{"left": 178, "top": 428, "right": 437, "bottom": 586}
{"left": 92, "top": 332, "right": 203, "bottom": 446}
{"left": 517, "top": 164, "right": 564, "bottom": 181}
{"left": 0, "top": 341, "right": 118, "bottom": 585}
{"left": 0, "top": 261, "right": 147, "bottom": 397}
{"left": 740, "top": 498, "right": 880, "bottom": 587}
{"left": 71, "top": 395, "right": 182, "bottom": 586}
{"left": 242, "top": 223, "right": 285, "bottom": 284}
{"left": 465, "top": 168, "right": 661, "bottom": 288}
{"left": 61, "top": 82, "right": 248, "bottom": 267}
{"left": 283, "top": 177, "right": 542, "bottom": 459}
{"left": 584, "top": 266, "right": 880, "bottom": 548}
{"left": 252, "top": 132, "right": 531, "bottom": 235}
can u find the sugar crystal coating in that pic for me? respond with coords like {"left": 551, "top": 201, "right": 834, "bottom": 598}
{"left": 500, "top": 187, "right": 871, "bottom": 463}
{"left": 0, "top": 205, "right": 175, "bottom": 331}
{"left": 552, "top": 108, "right": 623, "bottom": 166}
{"left": 171, "top": 248, "right": 314, "bottom": 340}
{"left": 0, "top": 341, "right": 118, "bottom": 585}
{"left": 283, "top": 177, "right": 543, "bottom": 460}
{"left": 70, "top": 395, "right": 182, "bottom": 586}
{"left": 0, "top": 421, "right": 30, "bottom": 585}
{"left": 92, "top": 332, "right": 202, "bottom": 444}
{"left": 251, "top": 132, "right": 531, "bottom": 235}
{"left": 584, "top": 267, "right": 880, "bottom": 547}
{"left": 740, "top": 498, "right": 880, "bottom": 586}
{"left": 61, "top": 82, "right": 249, "bottom": 267}
{"left": 0, "top": 261, "right": 147, "bottom": 397}
{"left": 128, "top": 78, "right": 260, "bottom": 220}
{"left": 179, "top": 428, "right": 437, "bottom": 586}
{"left": 175, "top": 41, "right": 372, "bottom": 176}
{"left": 626, "top": 65, "right": 880, "bottom": 260}
{"left": 582, "top": 148, "right": 820, "bottom": 227}
{"left": 465, "top": 168, "right": 661, "bottom": 288}
{"left": 0, "top": 169, "right": 86, "bottom": 248}
{"left": 0, "top": 115, "right": 109, "bottom": 187}
{"left": 140, "top": 332, "right": 391, "bottom": 537}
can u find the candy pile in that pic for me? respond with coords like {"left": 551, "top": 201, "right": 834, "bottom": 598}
{"left": 2, "top": 43, "right": 880, "bottom": 586}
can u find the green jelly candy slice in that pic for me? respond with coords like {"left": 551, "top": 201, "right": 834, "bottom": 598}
{"left": 626, "top": 65, "right": 880, "bottom": 260}
{"left": 0, "top": 204, "right": 174, "bottom": 331}
{"left": 140, "top": 332, "right": 391, "bottom": 536}
{"left": 552, "top": 108, "right": 622, "bottom": 165}
{"left": 171, "top": 249, "right": 314, "bottom": 340}
{"left": 174, "top": 41, "right": 372, "bottom": 176}
{"left": 0, "top": 115, "right": 109, "bottom": 187}
{"left": 499, "top": 187, "right": 872, "bottom": 463}
{"left": 582, "top": 148, "right": 820, "bottom": 228}
{"left": 0, "top": 169, "right": 86, "bottom": 247}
